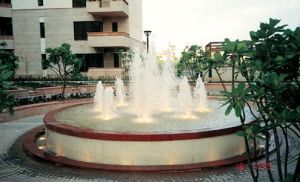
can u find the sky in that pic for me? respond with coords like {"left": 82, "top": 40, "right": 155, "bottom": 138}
{"left": 142, "top": 0, "right": 300, "bottom": 55}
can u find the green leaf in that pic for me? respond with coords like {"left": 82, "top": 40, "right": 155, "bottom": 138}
{"left": 245, "top": 126, "right": 252, "bottom": 135}
{"left": 269, "top": 18, "right": 281, "bottom": 27}
{"left": 260, "top": 23, "right": 269, "bottom": 32}
{"left": 236, "top": 83, "right": 246, "bottom": 93}
{"left": 235, "top": 130, "right": 247, "bottom": 137}
{"left": 225, "top": 103, "right": 233, "bottom": 115}
{"left": 297, "top": 106, "right": 300, "bottom": 113}
{"left": 1, "top": 71, "right": 13, "bottom": 80}
{"left": 250, "top": 31, "right": 259, "bottom": 41}
{"left": 275, "top": 56, "right": 284, "bottom": 62}
{"left": 234, "top": 103, "right": 242, "bottom": 117}
{"left": 286, "top": 53, "right": 296, "bottom": 59}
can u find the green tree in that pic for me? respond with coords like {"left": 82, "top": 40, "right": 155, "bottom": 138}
{"left": 206, "top": 19, "right": 300, "bottom": 182}
{"left": 0, "top": 41, "right": 19, "bottom": 113}
{"left": 43, "top": 43, "right": 81, "bottom": 97}
{"left": 176, "top": 45, "right": 206, "bottom": 80}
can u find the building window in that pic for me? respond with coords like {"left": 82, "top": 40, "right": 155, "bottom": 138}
{"left": 74, "top": 21, "right": 103, "bottom": 40}
{"left": 0, "top": 17, "right": 13, "bottom": 36}
{"left": 77, "top": 54, "right": 104, "bottom": 72}
{"left": 112, "top": 22, "right": 118, "bottom": 32}
{"left": 38, "top": 0, "right": 43, "bottom": 6}
{"left": 72, "top": 0, "right": 86, "bottom": 7}
{"left": 74, "top": 22, "right": 85, "bottom": 40}
{"left": 40, "top": 22, "right": 45, "bottom": 38}
{"left": 114, "top": 53, "right": 120, "bottom": 68}
{"left": 0, "top": 0, "right": 11, "bottom": 4}
{"left": 86, "top": 54, "right": 104, "bottom": 68}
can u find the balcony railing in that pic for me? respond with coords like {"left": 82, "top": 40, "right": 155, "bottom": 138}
{"left": 86, "top": 0, "right": 129, "bottom": 17}
{"left": 88, "top": 32, "right": 129, "bottom": 36}
{"left": 86, "top": 68, "right": 122, "bottom": 78}
{"left": 0, "top": 3, "right": 12, "bottom": 8}
{"left": 0, "top": 35, "right": 13, "bottom": 39}
{"left": 0, "top": 3, "right": 12, "bottom": 18}
{"left": 87, "top": 32, "right": 131, "bottom": 47}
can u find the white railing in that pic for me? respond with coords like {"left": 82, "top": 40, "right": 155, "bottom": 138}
{"left": 87, "top": 0, "right": 127, "bottom": 8}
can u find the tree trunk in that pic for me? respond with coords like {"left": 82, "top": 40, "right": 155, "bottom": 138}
{"left": 61, "top": 78, "right": 66, "bottom": 99}
{"left": 265, "top": 129, "right": 275, "bottom": 182}
{"left": 243, "top": 135, "right": 258, "bottom": 182}
{"left": 214, "top": 68, "right": 227, "bottom": 92}
{"left": 281, "top": 127, "right": 289, "bottom": 178}
{"left": 240, "top": 113, "right": 258, "bottom": 182}
{"left": 273, "top": 128, "right": 284, "bottom": 181}
{"left": 231, "top": 59, "right": 235, "bottom": 91}
{"left": 253, "top": 137, "right": 259, "bottom": 179}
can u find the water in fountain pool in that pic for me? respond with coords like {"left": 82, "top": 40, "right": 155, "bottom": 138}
{"left": 55, "top": 100, "right": 256, "bottom": 133}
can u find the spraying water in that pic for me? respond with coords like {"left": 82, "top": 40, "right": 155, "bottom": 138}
{"left": 194, "top": 75, "right": 209, "bottom": 112}
{"left": 159, "top": 59, "right": 176, "bottom": 112}
{"left": 176, "top": 76, "right": 194, "bottom": 119}
{"left": 101, "top": 87, "right": 116, "bottom": 120}
{"left": 129, "top": 47, "right": 162, "bottom": 122}
{"left": 93, "top": 46, "right": 209, "bottom": 122}
{"left": 94, "top": 81, "right": 104, "bottom": 112}
{"left": 115, "top": 77, "right": 125, "bottom": 107}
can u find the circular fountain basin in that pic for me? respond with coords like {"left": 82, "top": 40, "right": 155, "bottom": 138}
{"left": 43, "top": 100, "right": 255, "bottom": 171}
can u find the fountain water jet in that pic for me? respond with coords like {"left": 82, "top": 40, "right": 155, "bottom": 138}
{"left": 101, "top": 87, "right": 116, "bottom": 120}
{"left": 159, "top": 60, "right": 176, "bottom": 112}
{"left": 129, "top": 47, "right": 161, "bottom": 122}
{"left": 93, "top": 81, "right": 103, "bottom": 112}
{"left": 194, "top": 75, "right": 209, "bottom": 112}
{"left": 115, "top": 77, "right": 125, "bottom": 107}
{"left": 176, "top": 76, "right": 194, "bottom": 119}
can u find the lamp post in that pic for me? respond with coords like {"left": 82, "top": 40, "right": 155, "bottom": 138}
{"left": 144, "top": 30, "right": 152, "bottom": 53}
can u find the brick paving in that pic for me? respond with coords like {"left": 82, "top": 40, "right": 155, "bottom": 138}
{"left": 0, "top": 115, "right": 299, "bottom": 182}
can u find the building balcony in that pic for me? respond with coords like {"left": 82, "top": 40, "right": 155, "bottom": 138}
{"left": 0, "top": 2, "right": 11, "bottom": 8}
{"left": 87, "top": 32, "right": 131, "bottom": 48}
{"left": 86, "top": 0, "right": 129, "bottom": 17}
{"left": 0, "top": 3, "right": 12, "bottom": 18}
{"left": 0, "top": 35, "right": 14, "bottom": 49}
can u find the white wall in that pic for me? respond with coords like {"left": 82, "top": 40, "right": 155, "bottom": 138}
{"left": 128, "top": 0, "right": 143, "bottom": 42}
{"left": 46, "top": 129, "right": 246, "bottom": 166}
{"left": 12, "top": 0, "right": 72, "bottom": 10}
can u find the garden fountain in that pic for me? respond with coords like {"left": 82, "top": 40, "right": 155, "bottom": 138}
{"left": 26, "top": 48, "right": 257, "bottom": 171}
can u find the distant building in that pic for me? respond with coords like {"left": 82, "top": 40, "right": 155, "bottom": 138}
{"left": 204, "top": 41, "right": 245, "bottom": 82}
{"left": 156, "top": 43, "right": 178, "bottom": 63}
{"left": 0, "top": 0, "right": 144, "bottom": 78}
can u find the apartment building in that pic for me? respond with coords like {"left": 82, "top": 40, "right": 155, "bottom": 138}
{"left": 0, "top": 0, "right": 144, "bottom": 78}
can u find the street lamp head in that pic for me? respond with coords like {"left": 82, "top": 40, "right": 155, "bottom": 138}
{"left": 144, "top": 30, "right": 152, "bottom": 53}
{"left": 144, "top": 30, "right": 152, "bottom": 37}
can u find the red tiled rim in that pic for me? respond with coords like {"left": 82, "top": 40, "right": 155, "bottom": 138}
{"left": 23, "top": 126, "right": 253, "bottom": 172}
{"left": 44, "top": 102, "right": 257, "bottom": 141}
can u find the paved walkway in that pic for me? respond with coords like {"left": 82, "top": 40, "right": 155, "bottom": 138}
{"left": 0, "top": 115, "right": 299, "bottom": 182}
